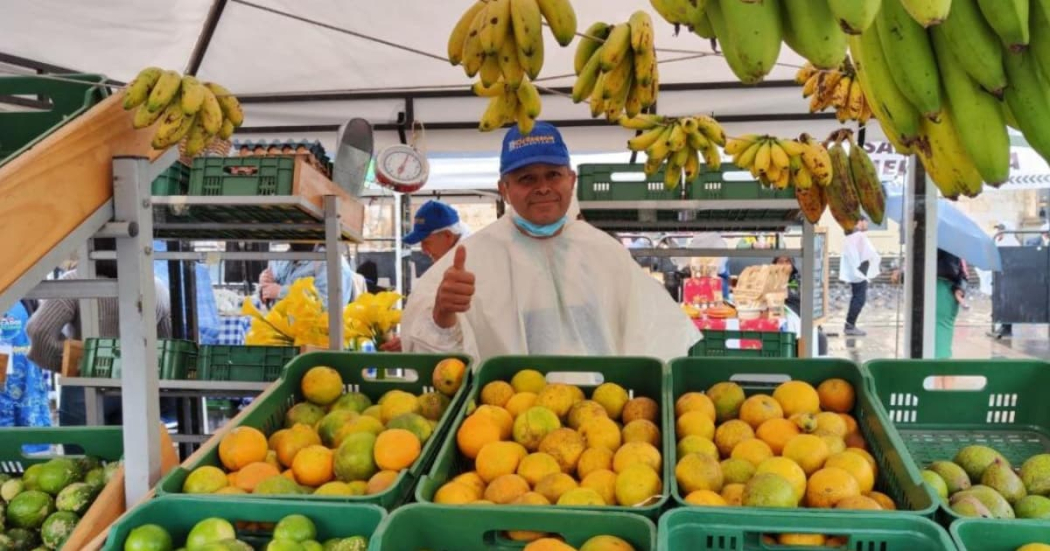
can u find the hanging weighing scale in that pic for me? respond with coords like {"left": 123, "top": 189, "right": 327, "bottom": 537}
{"left": 374, "top": 123, "right": 430, "bottom": 193}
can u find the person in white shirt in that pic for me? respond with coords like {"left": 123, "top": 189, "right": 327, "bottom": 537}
{"left": 838, "top": 219, "right": 881, "bottom": 336}
{"left": 401, "top": 122, "right": 700, "bottom": 363}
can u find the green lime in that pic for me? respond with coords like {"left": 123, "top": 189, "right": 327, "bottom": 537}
{"left": 123, "top": 524, "right": 173, "bottom": 551}
{"left": 186, "top": 518, "right": 236, "bottom": 548}
{"left": 273, "top": 514, "right": 317, "bottom": 542}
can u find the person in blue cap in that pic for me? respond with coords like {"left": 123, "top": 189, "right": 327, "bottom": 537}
{"left": 401, "top": 122, "right": 700, "bottom": 363}
{"left": 404, "top": 200, "right": 471, "bottom": 262}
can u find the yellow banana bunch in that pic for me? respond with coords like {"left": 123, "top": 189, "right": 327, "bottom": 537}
{"left": 122, "top": 67, "right": 244, "bottom": 156}
{"left": 796, "top": 60, "right": 872, "bottom": 124}
{"left": 473, "top": 76, "right": 541, "bottom": 135}
{"left": 620, "top": 113, "right": 726, "bottom": 189}
{"left": 726, "top": 133, "right": 833, "bottom": 193}
{"left": 572, "top": 12, "right": 659, "bottom": 122}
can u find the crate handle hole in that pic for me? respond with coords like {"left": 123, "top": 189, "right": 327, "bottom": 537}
{"left": 0, "top": 94, "right": 55, "bottom": 112}
{"left": 729, "top": 373, "right": 791, "bottom": 386}
{"left": 224, "top": 166, "right": 259, "bottom": 176}
{"left": 545, "top": 371, "right": 605, "bottom": 386}
{"left": 610, "top": 172, "right": 647, "bottom": 182}
{"left": 19, "top": 443, "right": 86, "bottom": 458}
{"left": 360, "top": 368, "right": 419, "bottom": 382}
{"left": 922, "top": 376, "right": 987, "bottom": 391}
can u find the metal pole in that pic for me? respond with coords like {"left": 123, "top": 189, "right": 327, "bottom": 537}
{"left": 112, "top": 156, "right": 161, "bottom": 504}
{"left": 76, "top": 242, "right": 100, "bottom": 339}
{"left": 394, "top": 192, "right": 404, "bottom": 301}
{"left": 903, "top": 157, "right": 939, "bottom": 358}
{"left": 922, "top": 173, "right": 939, "bottom": 357}
{"left": 801, "top": 221, "right": 816, "bottom": 358}
{"left": 324, "top": 196, "right": 344, "bottom": 350}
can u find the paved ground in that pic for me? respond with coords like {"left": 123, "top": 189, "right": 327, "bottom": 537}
{"left": 821, "top": 283, "right": 1048, "bottom": 362}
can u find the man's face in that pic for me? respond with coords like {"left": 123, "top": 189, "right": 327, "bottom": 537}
{"left": 421, "top": 230, "right": 458, "bottom": 261}
{"left": 500, "top": 163, "right": 576, "bottom": 226}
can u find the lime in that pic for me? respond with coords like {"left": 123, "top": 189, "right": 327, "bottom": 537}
{"left": 186, "top": 518, "right": 236, "bottom": 548}
{"left": 123, "top": 524, "right": 173, "bottom": 551}
{"left": 273, "top": 514, "right": 317, "bottom": 542}
{"left": 266, "top": 540, "right": 305, "bottom": 551}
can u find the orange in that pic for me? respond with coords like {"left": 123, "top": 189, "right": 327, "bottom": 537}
{"left": 557, "top": 487, "right": 606, "bottom": 506}
{"left": 539, "top": 428, "right": 586, "bottom": 473}
{"left": 773, "top": 381, "right": 821, "bottom": 417}
{"left": 819, "top": 434, "right": 847, "bottom": 456}
{"left": 676, "top": 411, "right": 716, "bottom": 441}
{"left": 226, "top": 471, "right": 238, "bottom": 487}
{"left": 685, "top": 489, "right": 728, "bottom": 506}
{"left": 622, "top": 397, "right": 659, "bottom": 424}
{"left": 675, "top": 392, "right": 716, "bottom": 422}
{"left": 576, "top": 447, "right": 615, "bottom": 479}
{"left": 721, "top": 483, "right": 745, "bottom": 506}
{"left": 756, "top": 418, "right": 800, "bottom": 455}
{"left": 534, "top": 472, "right": 578, "bottom": 503}
{"left": 779, "top": 534, "right": 826, "bottom": 546}
{"left": 756, "top": 457, "right": 807, "bottom": 503}
{"left": 380, "top": 390, "right": 421, "bottom": 424}
{"left": 505, "top": 392, "right": 539, "bottom": 419}
{"left": 275, "top": 424, "right": 322, "bottom": 468}
{"left": 268, "top": 429, "right": 289, "bottom": 451}
{"left": 374, "top": 429, "right": 422, "bottom": 471}
{"left": 481, "top": 381, "right": 516, "bottom": 407}
{"left": 714, "top": 420, "right": 755, "bottom": 458}
{"left": 511, "top": 369, "right": 548, "bottom": 394}
{"left": 675, "top": 453, "right": 724, "bottom": 494}
{"left": 219, "top": 426, "right": 269, "bottom": 471}
{"left": 292, "top": 445, "right": 334, "bottom": 487}
{"left": 866, "top": 491, "right": 896, "bottom": 510}
{"left": 282, "top": 469, "right": 296, "bottom": 481}
{"left": 730, "top": 439, "right": 774, "bottom": 468}
{"left": 451, "top": 471, "right": 487, "bottom": 500}
{"left": 817, "top": 378, "right": 855, "bottom": 413}
{"left": 433, "top": 358, "right": 467, "bottom": 397}
{"left": 476, "top": 441, "right": 528, "bottom": 483}
{"left": 825, "top": 451, "right": 874, "bottom": 493}
{"left": 613, "top": 442, "right": 662, "bottom": 474}
{"left": 535, "top": 384, "right": 580, "bottom": 419}
{"left": 235, "top": 462, "right": 280, "bottom": 492}
{"left": 805, "top": 467, "right": 860, "bottom": 508}
{"left": 434, "top": 482, "right": 477, "bottom": 504}
{"left": 591, "top": 382, "right": 630, "bottom": 419}
{"left": 366, "top": 470, "right": 399, "bottom": 495}
{"left": 845, "top": 431, "right": 868, "bottom": 450}
{"left": 513, "top": 491, "right": 552, "bottom": 506}
{"left": 475, "top": 405, "right": 514, "bottom": 440}
{"left": 523, "top": 539, "right": 575, "bottom": 551}
{"left": 839, "top": 413, "right": 859, "bottom": 435}
{"left": 507, "top": 492, "right": 551, "bottom": 542}
{"left": 845, "top": 447, "right": 878, "bottom": 478}
{"left": 622, "top": 420, "right": 661, "bottom": 447}
{"left": 677, "top": 435, "right": 719, "bottom": 461}
{"left": 782, "top": 434, "right": 830, "bottom": 476}
{"left": 707, "top": 382, "right": 747, "bottom": 423}
{"left": 790, "top": 413, "right": 818, "bottom": 434}
{"left": 579, "top": 417, "right": 622, "bottom": 452}
{"left": 814, "top": 412, "right": 849, "bottom": 437}
{"left": 580, "top": 469, "right": 618, "bottom": 505}
{"left": 300, "top": 366, "right": 343, "bottom": 406}
{"left": 739, "top": 394, "right": 784, "bottom": 429}
{"left": 567, "top": 401, "right": 609, "bottom": 431}
{"left": 835, "top": 495, "right": 883, "bottom": 510}
{"left": 614, "top": 463, "right": 662, "bottom": 507}
{"left": 484, "top": 474, "right": 531, "bottom": 504}
{"left": 457, "top": 413, "right": 502, "bottom": 459}
{"left": 183, "top": 465, "right": 228, "bottom": 494}
{"left": 517, "top": 452, "right": 563, "bottom": 486}
{"left": 513, "top": 407, "right": 563, "bottom": 451}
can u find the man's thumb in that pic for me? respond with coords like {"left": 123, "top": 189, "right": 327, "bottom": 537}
{"left": 452, "top": 245, "right": 467, "bottom": 270}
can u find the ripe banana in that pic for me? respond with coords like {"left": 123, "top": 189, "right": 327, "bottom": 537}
{"left": 199, "top": 88, "right": 223, "bottom": 135}
{"left": 154, "top": 111, "right": 197, "bottom": 150}
{"left": 575, "top": 22, "right": 610, "bottom": 74}
{"left": 619, "top": 114, "right": 667, "bottom": 130}
{"left": 150, "top": 102, "right": 186, "bottom": 149}
{"left": 707, "top": 0, "right": 782, "bottom": 84}
{"left": 516, "top": 78, "right": 542, "bottom": 119}
{"left": 589, "top": 73, "right": 607, "bottom": 118}
{"left": 899, "top": 0, "right": 951, "bottom": 27}
{"left": 934, "top": 0, "right": 1007, "bottom": 96}
{"left": 462, "top": 7, "right": 488, "bottom": 77}
{"left": 602, "top": 52, "right": 634, "bottom": 100}
{"left": 510, "top": 0, "right": 543, "bottom": 59}
{"left": 799, "top": 135, "right": 833, "bottom": 186}
{"left": 480, "top": 53, "right": 502, "bottom": 87}
{"left": 497, "top": 37, "right": 525, "bottom": 89}
{"left": 683, "top": 147, "right": 701, "bottom": 182}
{"left": 700, "top": 142, "right": 722, "bottom": 171}
{"left": 847, "top": 138, "right": 886, "bottom": 224}
{"left": 645, "top": 126, "right": 676, "bottom": 166}
{"left": 1003, "top": 49, "right": 1050, "bottom": 165}
{"left": 736, "top": 140, "right": 764, "bottom": 171}
{"left": 218, "top": 118, "right": 236, "bottom": 140}
{"left": 795, "top": 183, "right": 827, "bottom": 224}
{"left": 875, "top": 0, "right": 942, "bottom": 119}
{"left": 826, "top": 142, "right": 862, "bottom": 232}
{"left": 725, "top": 134, "right": 757, "bottom": 156}
{"left": 976, "top": 0, "right": 1030, "bottom": 52}
{"left": 694, "top": 115, "right": 725, "bottom": 146}
{"left": 183, "top": 117, "right": 211, "bottom": 157}
{"left": 624, "top": 78, "right": 644, "bottom": 118}
{"left": 600, "top": 23, "right": 632, "bottom": 72}
{"left": 769, "top": 140, "right": 790, "bottom": 173}
{"left": 826, "top": 0, "right": 881, "bottom": 35}
{"left": 473, "top": 80, "right": 506, "bottom": 97}
{"left": 146, "top": 70, "right": 181, "bottom": 113}
{"left": 780, "top": 0, "right": 847, "bottom": 70}
{"left": 628, "top": 125, "right": 671, "bottom": 151}
{"left": 629, "top": 11, "right": 654, "bottom": 54}
{"left": 480, "top": 93, "right": 510, "bottom": 132}
{"left": 917, "top": 111, "right": 985, "bottom": 199}
{"left": 481, "top": 0, "right": 512, "bottom": 54}
{"left": 449, "top": 1, "right": 488, "bottom": 65}
{"left": 179, "top": 76, "right": 206, "bottom": 115}
{"left": 931, "top": 29, "right": 1010, "bottom": 185}
{"left": 132, "top": 102, "right": 165, "bottom": 129}
{"left": 572, "top": 51, "right": 602, "bottom": 102}
{"left": 204, "top": 82, "right": 243, "bottom": 127}
{"left": 536, "top": 0, "right": 577, "bottom": 46}
{"left": 849, "top": 27, "right": 921, "bottom": 147}
{"left": 123, "top": 67, "right": 162, "bottom": 110}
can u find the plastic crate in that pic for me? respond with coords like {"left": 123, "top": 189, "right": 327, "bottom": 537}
{"left": 689, "top": 330, "right": 796, "bottom": 358}
{"left": 157, "top": 351, "right": 472, "bottom": 509}
{"left": 0, "top": 74, "right": 108, "bottom": 166}
{"left": 188, "top": 156, "right": 295, "bottom": 196}
{"left": 864, "top": 359, "right": 1050, "bottom": 523}
{"left": 951, "top": 518, "right": 1050, "bottom": 551}
{"left": 152, "top": 160, "right": 191, "bottom": 195}
{"left": 369, "top": 503, "right": 656, "bottom": 551}
{"left": 198, "top": 345, "right": 299, "bottom": 382}
{"left": 416, "top": 355, "right": 669, "bottom": 519}
{"left": 102, "top": 495, "right": 385, "bottom": 551}
{"left": 80, "top": 338, "right": 198, "bottom": 379}
{"left": 666, "top": 358, "right": 937, "bottom": 517}
{"left": 0, "top": 426, "right": 123, "bottom": 475}
{"left": 659, "top": 508, "right": 955, "bottom": 550}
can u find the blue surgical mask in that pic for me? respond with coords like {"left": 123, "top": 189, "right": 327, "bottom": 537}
{"left": 513, "top": 215, "right": 568, "bottom": 238}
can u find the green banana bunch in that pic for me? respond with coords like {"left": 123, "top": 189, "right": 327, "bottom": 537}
{"left": 875, "top": 0, "right": 942, "bottom": 119}
{"left": 846, "top": 134, "right": 885, "bottom": 225}
{"left": 917, "top": 111, "right": 985, "bottom": 199}
{"left": 933, "top": 0, "right": 1007, "bottom": 97}
{"left": 826, "top": 0, "right": 881, "bottom": 35}
{"left": 620, "top": 113, "right": 727, "bottom": 189}
{"left": 780, "top": 0, "right": 847, "bottom": 70}
{"left": 122, "top": 67, "right": 244, "bottom": 156}
{"left": 899, "top": 0, "right": 951, "bottom": 27}
{"left": 572, "top": 13, "right": 658, "bottom": 122}
{"left": 826, "top": 140, "right": 862, "bottom": 233}
{"left": 705, "top": 0, "right": 782, "bottom": 85}
{"left": 976, "top": 0, "right": 1029, "bottom": 52}
{"left": 848, "top": 28, "right": 921, "bottom": 150}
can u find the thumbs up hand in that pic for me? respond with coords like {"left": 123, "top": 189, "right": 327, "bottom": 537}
{"left": 433, "top": 246, "right": 475, "bottom": 328}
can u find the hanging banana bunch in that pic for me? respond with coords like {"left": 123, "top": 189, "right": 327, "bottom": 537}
{"left": 796, "top": 59, "right": 873, "bottom": 124}
{"left": 572, "top": 11, "right": 659, "bottom": 122}
{"left": 448, "top": 0, "right": 577, "bottom": 134}
{"left": 619, "top": 113, "right": 725, "bottom": 190}
{"left": 123, "top": 67, "right": 244, "bottom": 156}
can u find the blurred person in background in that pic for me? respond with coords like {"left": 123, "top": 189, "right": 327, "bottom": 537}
{"left": 403, "top": 201, "right": 471, "bottom": 262}
{"left": 838, "top": 219, "right": 880, "bottom": 336}
{"left": 936, "top": 249, "right": 968, "bottom": 359}
{"left": 0, "top": 300, "right": 50, "bottom": 429}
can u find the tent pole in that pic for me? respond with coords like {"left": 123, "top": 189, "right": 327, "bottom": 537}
{"left": 185, "top": 0, "right": 229, "bottom": 75}
{"left": 903, "top": 156, "right": 938, "bottom": 358}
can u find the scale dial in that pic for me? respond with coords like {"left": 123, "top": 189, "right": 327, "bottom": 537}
{"left": 375, "top": 144, "right": 429, "bottom": 193}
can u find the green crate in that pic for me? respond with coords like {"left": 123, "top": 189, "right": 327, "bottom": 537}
{"left": 198, "top": 345, "right": 300, "bottom": 382}
{"left": 951, "top": 518, "right": 1050, "bottom": 551}
{"left": 659, "top": 508, "right": 955, "bottom": 550}
{"left": 0, "top": 426, "right": 123, "bottom": 475}
{"left": 157, "top": 351, "right": 472, "bottom": 509}
{"left": 102, "top": 495, "right": 385, "bottom": 551}
{"left": 0, "top": 74, "right": 108, "bottom": 166}
{"left": 577, "top": 164, "right": 687, "bottom": 201}
{"left": 152, "top": 160, "right": 191, "bottom": 195}
{"left": 416, "top": 355, "right": 669, "bottom": 519}
{"left": 80, "top": 338, "right": 199, "bottom": 379}
{"left": 666, "top": 358, "right": 937, "bottom": 517}
{"left": 189, "top": 156, "right": 295, "bottom": 196}
{"left": 864, "top": 359, "right": 1050, "bottom": 524}
{"left": 689, "top": 330, "right": 797, "bottom": 358}
{"left": 369, "top": 503, "right": 657, "bottom": 551}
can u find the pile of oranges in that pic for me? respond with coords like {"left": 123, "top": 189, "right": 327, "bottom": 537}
{"left": 181, "top": 358, "right": 467, "bottom": 497}
{"left": 672, "top": 376, "right": 897, "bottom": 521}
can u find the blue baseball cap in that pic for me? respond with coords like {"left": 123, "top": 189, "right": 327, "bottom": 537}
{"left": 500, "top": 121, "right": 571, "bottom": 176}
{"left": 404, "top": 201, "right": 460, "bottom": 245}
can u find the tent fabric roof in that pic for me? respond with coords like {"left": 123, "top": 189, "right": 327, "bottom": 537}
{"left": 0, "top": 0, "right": 888, "bottom": 154}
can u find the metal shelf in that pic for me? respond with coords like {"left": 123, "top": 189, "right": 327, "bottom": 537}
{"left": 152, "top": 195, "right": 364, "bottom": 242}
